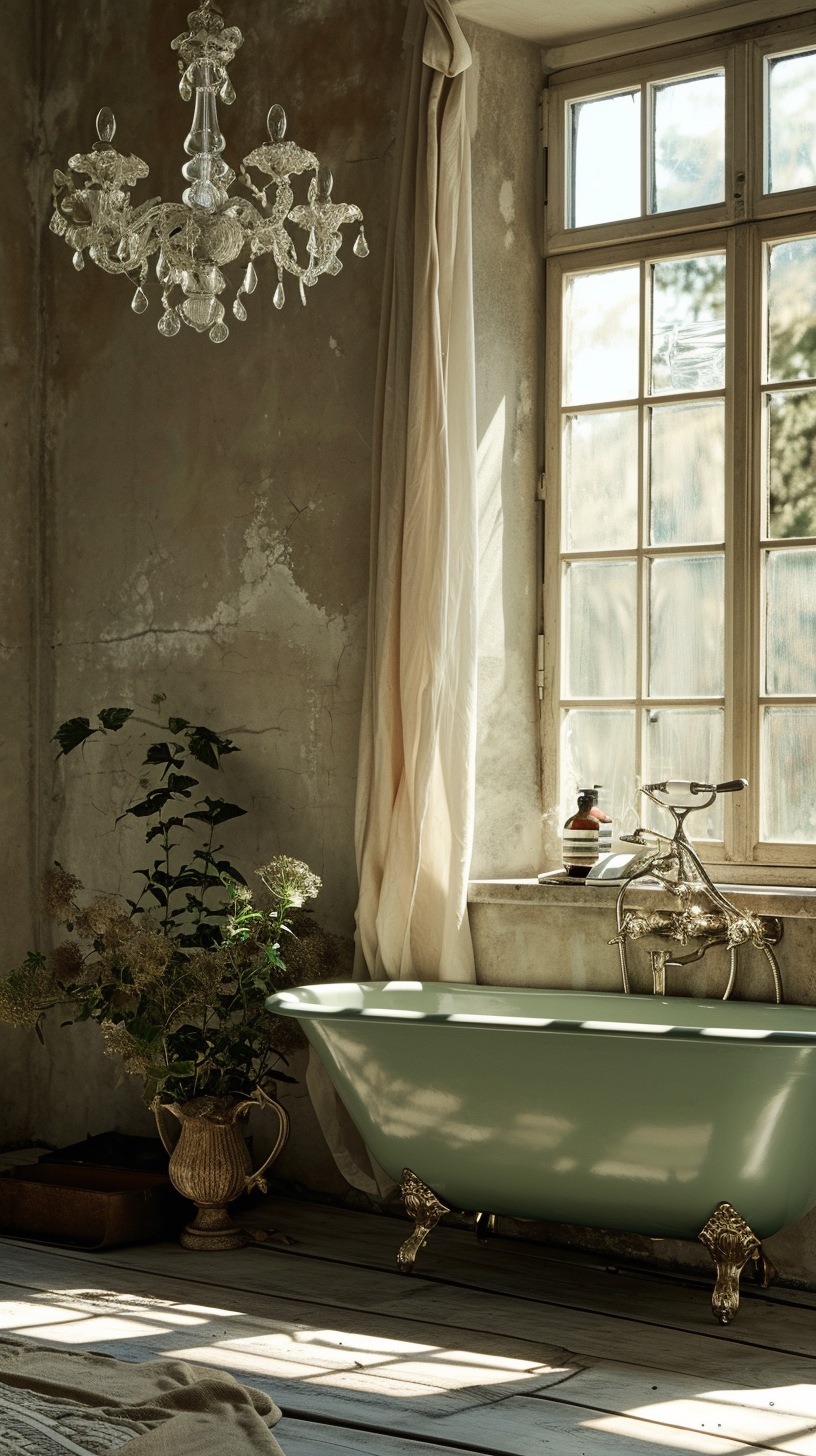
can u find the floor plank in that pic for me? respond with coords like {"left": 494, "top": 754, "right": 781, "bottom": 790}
{"left": 20, "top": 1229, "right": 816, "bottom": 1386}
{"left": 276, "top": 1415, "right": 496, "bottom": 1455}
{"left": 2, "top": 1195, "right": 816, "bottom": 1456}
{"left": 0, "top": 1241, "right": 810, "bottom": 1454}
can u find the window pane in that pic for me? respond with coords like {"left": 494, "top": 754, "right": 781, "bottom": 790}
{"left": 761, "top": 706, "right": 816, "bottom": 841}
{"left": 766, "top": 389, "right": 816, "bottom": 539}
{"left": 562, "top": 709, "right": 636, "bottom": 831}
{"left": 649, "top": 401, "right": 725, "bottom": 545}
{"left": 643, "top": 708, "right": 724, "bottom": 840}
{"left": 649, "top": 555, "right": 724, "bottom": 697}
{"left": 651, "top": 72, "right": 725, "bottom": 215}
{"left": 563, "top": 410, "right": 639, "bottom": 550}
{"left": 765, "top": 547, "right": 816, "bottom": 694}
{"left": 565, "top": 560, "right": 637, "bottom": 698}
{"left": 651, "top": 255, "right": 726, "bottom": 395}
{"left": 570, "top": 90, "right": 641, "bottom": 228}
{"left": 767, "top": 236, "right": 816, "bottom": 384}
{"left": 767, "top": 50, "right": 816, "bottom": 196}
{"left": 564, "top": 268, "right": 640, "bottom": 406}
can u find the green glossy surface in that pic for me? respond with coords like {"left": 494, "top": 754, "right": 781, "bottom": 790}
{"left": 267, "top": 983, "right": 816, "bottom": 1239}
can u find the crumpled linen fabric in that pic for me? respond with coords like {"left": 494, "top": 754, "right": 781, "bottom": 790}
{"left": 0, "top": 1338, "right": 286, "bottom": 1455}
{"left": 307, "top": 0, "right": 478, "bottom": 1198}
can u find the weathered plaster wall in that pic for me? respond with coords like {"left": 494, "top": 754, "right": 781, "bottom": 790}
{"left": 23, "top": 0, "right": 406, "bottom": 1166}
{"left": 466, "top": 22, "right": 544, "bottom": 881}
{"left": 0, "top": 4, "right": 41, "bottom": 1144}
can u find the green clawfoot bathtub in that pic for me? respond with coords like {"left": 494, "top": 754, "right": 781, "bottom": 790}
{"left": 266, "top": 981, "right": 816, "bottom": 1321}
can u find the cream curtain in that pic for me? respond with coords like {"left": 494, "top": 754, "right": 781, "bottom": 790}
{"left": 354, "top": 0, "right": 478, "bottom": 984}
{"left": 307, "top": 0, "right": 478, "bottom": 1196}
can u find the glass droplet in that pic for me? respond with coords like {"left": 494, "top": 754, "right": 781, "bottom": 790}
{"left": 299, "top": 277, "right": 307, "bottom": 306}
{"left": 219, "top": 77, "right": 236, "bottom": 104}
{"left": 49, "top": 211, "right": 66, "bottom": 235}
{"left": 327, "top": 255, "right": 342, "bottom": 276}
{"left": 353, "top": 227, "right": 369, "bottom": 259}
{"left": 156, "top": 249, "right": 170, "bottom": 284}
{"left": 273, "top": 279, "right": 285, "bottom": 310}
{"left": 158, "top": 310, "right": 180, "bottom": 337}
{"left": 131, "top": 286, "right": 148, "bottom": 314}
{"left": 95, "top": 107, "right": 116, "bottom": 144}
{"left": 209, "top": 321, "right": 229, "bottom": 343}
{"left": 243, "top": 261, "right": 258, "bottom": 294}
{"left": 267, "top": 104, "right": 287, "bottom": 141}
{"left": 307, "top": 227, "right": 317, "bottom": 257}
{"left": 72, "top": 249, "right": 84, "bottom": 271}
{"left": 317, "top": 165, "right": 333, "bottom": 202}
{"left": 233, "top": 296, "right": 247, "bottom": 321}
{"left": 180, "top": 78, "right": 193, "bottom": 101}
{"left": 116, "top": 237, "right": 129, "bottom": 260}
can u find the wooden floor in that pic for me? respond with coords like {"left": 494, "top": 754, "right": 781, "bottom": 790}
{"left": 1, "top": 1193, "right": 816, "bottom": 1454}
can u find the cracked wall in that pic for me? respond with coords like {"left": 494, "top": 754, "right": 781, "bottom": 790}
{"left": 18, "top": 0, "right": 407, "bottom": 1171}
{"left": 2, "top": 1, "right": 545, "bottom": 1187}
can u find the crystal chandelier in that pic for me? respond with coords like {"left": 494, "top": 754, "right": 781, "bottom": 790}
{"left": 49, "top": 0, "right": 369, "bottom": 343}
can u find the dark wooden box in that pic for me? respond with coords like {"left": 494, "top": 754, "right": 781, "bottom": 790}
{"left": 0, "top": 1163, "right": 187, "bottom": 1249}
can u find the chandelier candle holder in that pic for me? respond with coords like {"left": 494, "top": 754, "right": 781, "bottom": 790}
{"left": 49, "top": 0, "right": 369, "bottom": 342}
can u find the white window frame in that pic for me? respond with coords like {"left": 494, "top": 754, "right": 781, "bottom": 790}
{"left": 540, "top": 20, "right": 816, "bottom": 882}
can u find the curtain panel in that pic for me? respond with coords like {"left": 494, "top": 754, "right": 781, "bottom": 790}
{"left": 306, "top": 0, "right": 479, "bottom": 1197}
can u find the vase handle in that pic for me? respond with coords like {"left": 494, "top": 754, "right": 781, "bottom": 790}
{"left": 240, "top": 1086, "right": 290, "bottom": 1194}
{"left": 151, "top": 1097, "right": 182, "bottom": 1157}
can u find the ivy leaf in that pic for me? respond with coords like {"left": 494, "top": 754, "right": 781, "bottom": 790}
{"left": 53, "top": 717, "right": 97, "bottom": 756}
{"left": 144, "top": 742, "right": 184, "bottom": 770}
{"left": 215, "top": 860, "right": 247, "bottom": 884}
{"left": 185, "top": 797, "right": 247, "bottom": 826}
{"left": 167, "top": 717, "right": 189, "bottom": 734}
{"left": 121, "top": 788, "right": 174, "bottom": 819}
{"left": 147, "top": 1060, "right": 195, "bottom": 1081}
{"left": 166, "top": 773, "right": 199, "bottom": 796}
{"left": 98, "top": 707, "right": 133, "bottom": 732}
{"left": 186, "top": 726, "right": 239, "bottom": 770}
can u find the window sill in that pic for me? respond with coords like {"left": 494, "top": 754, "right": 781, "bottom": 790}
{"left": 468, "top": 877, "right": 816, "bottom": 919}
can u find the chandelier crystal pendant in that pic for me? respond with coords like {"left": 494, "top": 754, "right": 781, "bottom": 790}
{"left": 49, "top": 0, "right": 369, "bottom": 343}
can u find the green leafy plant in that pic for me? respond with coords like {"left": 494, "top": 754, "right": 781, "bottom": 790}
{"left": 0, "top": 701, "right": 345, "bottom": 1102}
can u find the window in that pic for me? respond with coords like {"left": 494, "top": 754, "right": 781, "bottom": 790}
{"left": 541, "top": 24, "right": 816, "bottom": 874}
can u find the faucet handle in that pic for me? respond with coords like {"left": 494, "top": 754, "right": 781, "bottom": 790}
{"left": 711, "top": 779, "right": 748, "bottom": 794}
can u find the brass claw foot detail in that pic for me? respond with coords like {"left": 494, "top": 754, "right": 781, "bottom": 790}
{"left": 397, "top": 1168, "right": 449, "bottom": 1274}
{"left": 698, "top": 1201, "right": 775, "bottom": 1323}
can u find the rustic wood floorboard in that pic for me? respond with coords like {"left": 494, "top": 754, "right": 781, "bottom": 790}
{"left": 0, "top": 1194, "right": 815, "bottom": 1454}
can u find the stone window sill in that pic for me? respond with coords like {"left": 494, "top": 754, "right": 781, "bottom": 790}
{"left": 467, "top": 877, "right": 816, "bottom": 920}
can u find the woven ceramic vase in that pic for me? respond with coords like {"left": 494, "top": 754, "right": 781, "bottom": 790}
{"left": 154, "top": 1089, "right": 289, "bottom": 1250}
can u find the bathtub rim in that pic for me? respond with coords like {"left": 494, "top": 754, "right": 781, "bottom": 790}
{"left": 266, "top": 982, "right": 816, "bottom": 1045}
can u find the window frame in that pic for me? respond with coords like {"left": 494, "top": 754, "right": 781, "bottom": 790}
{"left": 540, "top": 23, "right": 816, "bottom": 881}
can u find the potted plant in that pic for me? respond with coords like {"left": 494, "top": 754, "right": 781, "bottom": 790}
{"left": 0, "top": 702, "right": 344, "bottom": 1249}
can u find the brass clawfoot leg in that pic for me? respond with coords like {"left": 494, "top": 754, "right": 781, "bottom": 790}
{"left": 397, "top": 1168, "right": 449, "bottom": 1274}
{"left": 698, "top": 1202, "right": 774, "bottom": 1323}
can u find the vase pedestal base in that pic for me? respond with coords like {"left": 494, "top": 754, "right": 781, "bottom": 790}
{"left": 181, "top": 1205, "right": 251, "bottom": 1252}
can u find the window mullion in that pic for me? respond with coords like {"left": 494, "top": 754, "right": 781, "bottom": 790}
{"left": 729, "top": 221, "right": 754, "bottom": 863}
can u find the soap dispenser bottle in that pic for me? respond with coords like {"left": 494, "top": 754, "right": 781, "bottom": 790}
{"left": 563, "top": 785, "right": 612, "bottom": 878}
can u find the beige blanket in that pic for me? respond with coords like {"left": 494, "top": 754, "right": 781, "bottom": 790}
{"left": 0, "top": 1338, "right": 286, "bottom": 1455}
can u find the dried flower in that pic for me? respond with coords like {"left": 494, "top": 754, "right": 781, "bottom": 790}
{"left": 0, "top": 953, "right": 62, "bottom": 1028}
{"left": 101, "top": 1020, "right": 154, "bottom": 1076}
{"left": 40, "top": 864, "right": 82, "bottom": 924}
{"left": 256, "top": 856, "right": 321, "bottom": 908}
{"left": 73, "top": 896, "right": 127, "bottom": 942}
{"left": 123, "top": 927, "right": 172, "bottom": 990}
{"left": 49, "top": 941, "right": 87, "bottom": 986}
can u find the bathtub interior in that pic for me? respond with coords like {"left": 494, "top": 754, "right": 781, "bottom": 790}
{"left": 269, "top": 981, "right": 816, "bottom": 1040}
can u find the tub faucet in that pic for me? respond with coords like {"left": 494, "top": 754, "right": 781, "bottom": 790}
{"left": 610, "top": 780, "right": 783, "bottom": 1001}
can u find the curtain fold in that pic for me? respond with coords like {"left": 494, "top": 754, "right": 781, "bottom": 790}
{"left": 306, "top": 0, "right": 479, "bottom": 1196}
